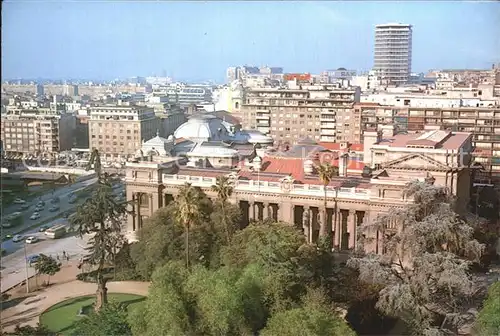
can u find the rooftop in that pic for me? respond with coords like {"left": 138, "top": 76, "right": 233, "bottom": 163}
{"left": 375, "top": 130, "right": 471, "bottom": 150}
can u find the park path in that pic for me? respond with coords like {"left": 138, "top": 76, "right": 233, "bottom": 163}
{"left": 0, "top": 277, "right": 149, "bottom": 332}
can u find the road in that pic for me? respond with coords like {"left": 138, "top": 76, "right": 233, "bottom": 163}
{"left": 0, "top": 182, "right": 125, "bottom": 292}
{"left": 2, "top": 177, "right": 98, "bottom": 216}
{"left": 1, "top": 178, "right": 98, "bottom": 240}
{"left": 0, "top": 219, "right": 89, "bottom": 292}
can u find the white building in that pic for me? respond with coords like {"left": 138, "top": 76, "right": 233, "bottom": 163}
{"left": 374, "top": 23, "right": 413, "bottom": 85}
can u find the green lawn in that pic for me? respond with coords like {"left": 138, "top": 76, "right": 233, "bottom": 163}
{"left": 40, "top": 293, "right": 145, "bottom": 335}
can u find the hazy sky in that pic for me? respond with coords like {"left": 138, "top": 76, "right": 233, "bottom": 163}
{"left": 2, "top": 1, "right": 499, "bottom": 82}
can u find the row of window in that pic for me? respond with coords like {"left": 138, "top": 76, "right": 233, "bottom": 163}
{"left": 91, "top": 135, "right": 139, "bottom": 140}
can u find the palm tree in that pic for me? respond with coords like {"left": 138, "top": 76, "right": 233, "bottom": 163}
{"left": 175, "top": 183, "right": 203, "bottom": 269}
{"left": 71, "top": 149, "right": 127, "bottom": 311}
{"left": 316, "top": 162, "right": 338, "bottom": 241}
{"left": 211, "top": 176, "right": 234, "bottom": 244}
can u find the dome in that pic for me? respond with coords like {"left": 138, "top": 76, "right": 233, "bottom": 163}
{"left": 174, "top": 115, "right": 228, "bottom": 142}
{"left": 235, "top": 130, "right": 274, "bottom": 145}
{"left": 188, "top": 142, "right": 239, "bottom": 158}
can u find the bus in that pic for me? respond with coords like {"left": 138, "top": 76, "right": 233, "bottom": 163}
{"left": 45, "top": 224, "right": 67, "bottom": 239}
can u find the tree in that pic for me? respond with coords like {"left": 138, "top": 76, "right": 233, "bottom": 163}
{"left": 315, "top": 162, "right": 338, "bottom": 245}
{"left": 261, "top": 288, "right": 355, "bottom": 336}
{"left": 34, "top": 254, "right": 61, "bottom": 285}
{"left": 71, "top": 301, "right": 132, "bottom": 336}
{"left": 175, "top": 183, "right": 204, "bottom": 269}
{"left": 1, "top": 324, "right": 55, "bottom": 336}
{"left": 70, "top": 149, "right": 128, "bottom": 311}
{"left": 211, "top": 175, "right": 236, "bottom": 244}
{"left": 474, "top": 281, "right": 500, "bottom": 336}
{"left": 348, "top": 180, "right": 484, "bottom": 335}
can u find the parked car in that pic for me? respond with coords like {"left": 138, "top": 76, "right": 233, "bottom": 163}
{"left": 37, "top": 200, "right": 46, "bottom": 207}
{"left": 12, "top": 235, "right": 23, "bottom": 242}
{"left": 25, "top": 236, "right": 38, "bottom": 244}
{"left": 35, "top": 205, "right": 44, "bottom": 212}
{"left": 30, "top": 212, "right": 41, "bottom": 220}
{"left": 13, "top": 198, "right": 26, "bottom": 204}
{"left": 39, "top": 225, "right": 49, "bottom": 232}
{"left": 49, "top": 205, "right": 60, "bottom": 212}
{"left": 27, "top": 254, "right": 40, "bottom": 266}
{"left": 20, "top": 203, "right": 30, "bottom": 210}
{"left": 50, "top": 197, "right": 60, "bottom": 204}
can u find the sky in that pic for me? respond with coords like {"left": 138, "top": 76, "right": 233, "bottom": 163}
{"left": 2, "top": 1, "right": 500, "bottom": 83}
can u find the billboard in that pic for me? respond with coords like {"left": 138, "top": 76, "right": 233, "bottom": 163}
{"left": 284, "top": 73, "right": 311, "bottom": 82}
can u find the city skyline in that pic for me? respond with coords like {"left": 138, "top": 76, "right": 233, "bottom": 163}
{"left": 2, "top": 1, "right": 499, "bottom": 83}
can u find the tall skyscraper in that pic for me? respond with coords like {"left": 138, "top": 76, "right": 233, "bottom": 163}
{"left": 373, "top": 23, "right": 412, "bottom": 85}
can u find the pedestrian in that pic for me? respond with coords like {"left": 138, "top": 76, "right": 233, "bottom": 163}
{"left": 66, "top": 255, "right": 70, "bottom": 262}
{"left": 57, "top": 255, "right": 60, "bottom": 262}
{"left": 62, "top": 251, "right": 66, "bottom": 258}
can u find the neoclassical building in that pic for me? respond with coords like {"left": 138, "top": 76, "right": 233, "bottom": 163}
{"left": 124, "top": 123, "right": 473, "bottom": 254}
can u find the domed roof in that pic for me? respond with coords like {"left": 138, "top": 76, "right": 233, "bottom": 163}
{"left": 188, "top": 142, "right": 239, "bottom": 158}
{"left": 144, "top": 130, "right": 173, "bottom": 146}
{"left": 234, "top": 130, "right": 274, "bottom": 144}
{"left": 174, "top": 115, "right": 228, "bottom": 141}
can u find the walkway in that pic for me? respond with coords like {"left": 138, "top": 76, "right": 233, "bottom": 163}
{"left": 0, "top": 279, "right": 149, "bottom": 332}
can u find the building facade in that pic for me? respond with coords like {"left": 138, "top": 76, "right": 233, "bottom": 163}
{"left": 358, "top": 103, "right": 500, "bottom": 185}
{"left": 88, "top": 104, "right": 158, "bottom": 160}
{"left": 124, "top": 131, "right": 473, "bottom": 253}
{"left": 374, "top": 23, "right": 413, "bottom": 85}
{"left": 241, "top": 84, "right": 361, "bottom": 144}
{"left": 1, "top": 108, "right": 76, "bottom": 158}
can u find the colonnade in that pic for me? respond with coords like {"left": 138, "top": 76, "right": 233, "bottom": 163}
{"left": 127, "top": 191, "right": 367, "bottom": 251}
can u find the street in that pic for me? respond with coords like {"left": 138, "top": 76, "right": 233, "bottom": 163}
{"left": 0, "top": 179, "right": 126, "bottom": 292}
{"left": 0, "top": 177, "right": 98, "bottom": 241}
{"left": 0, "top": 219, "right": 89, "bottom": 292}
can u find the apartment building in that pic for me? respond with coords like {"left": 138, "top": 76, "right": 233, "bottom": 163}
{"left": 374, "top": 23, "right": 413, "bottom": 85}
{"left": 88, "top": 103, "right": 158, "bottom": 160}
{"left": 357, "top": 102, "right": 500, "bottom": 184}
{"left": 1, "top": 108, "right": 76, "bottom": 158}
{"left": 241, "top": 83, "right": 361, "bottom": 144}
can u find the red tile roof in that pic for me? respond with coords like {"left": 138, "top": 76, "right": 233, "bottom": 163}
{"left": 317, "top": 142, "right": 364, "bottom": 152}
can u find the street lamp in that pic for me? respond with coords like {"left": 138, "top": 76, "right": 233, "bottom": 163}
{"left": 23, "top": 241, "right": 30, "bottom": 293}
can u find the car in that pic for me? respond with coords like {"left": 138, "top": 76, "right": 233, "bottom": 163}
{"left": 39, "top": 225, "right": 49, "bottom": 232}
{"left": 20, "top": 203, "right": 30, "bottom": 210}
{"left": 30, "top": 212, "right": 41, "bottom": 220}
{"left": 37, "top": 200, "right": 46, "bottom": 207}
{"left": 25, "top": 236, "right": 38, "bottom": 244}
{"left": 13, "top": 198, "right": 26, "bottom": 204}
{"left": 50, "top": 197, "right": 60, "bottom": 204}
{"left": 2, "top": 222, "right": 13, "bottom": 228}
{"left": 27, "top": 254, "right": 40, "bottom": 266}
{"left": 5, "top": 234, "right": 12, "bottom": 239}
{"left": 49, "top": 205, "right": 60, "bottom": 212}
{"left": 34, "top": 206, "right": 44, "bottom": 212}
{"left": 12, "top": 235, "right": 23, "bottom": 242}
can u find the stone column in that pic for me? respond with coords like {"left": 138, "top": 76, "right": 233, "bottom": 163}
{"left": 334, "top": 207, "right": 341, "bottom": 248}
{"left": 319, "top": 207, "right": 326, "bottom": 238}
{"left": 280, "top": 202, "right": 293, "bottom": 224}
{"left": 348, "top": 210, "right": 357, "bottom": 249}
{"left": 303, "top": 206, "right": 311, "bottom": 243}
{"left": 263, "top": 202, "right": 270, "bottom": 220}
{"left": 149, "top": 194, "right": 155, "bottom": 217}
{"left": 248, "top": 202, "right": 255, "bottom": 221}
{"left": 126, "top": 188, "right": 136, "bottom": 233}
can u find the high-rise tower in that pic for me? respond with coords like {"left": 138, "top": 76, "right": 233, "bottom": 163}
{"left": 373, "top": 23, "right": 412, "bottom": 85}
